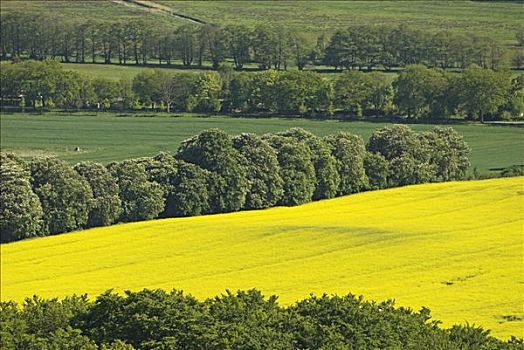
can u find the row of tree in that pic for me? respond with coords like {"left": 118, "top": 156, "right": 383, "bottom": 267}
{"left": 1, "top": 288, "right": 522, "bottom": 349}
{"left": 2, "top": 60, "right": 523, "bottom": 120}
{"left": 1, "top": 125, "right": 470, "bottom": 243}
{"left": 2, "top": 12, "right": 523, "bottom": 70}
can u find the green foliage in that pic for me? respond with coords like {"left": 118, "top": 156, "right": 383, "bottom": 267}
{"left": 335, "top": 70, "right": 374, "bottom": 117}
{"left": 501, "top": 165, "right": 524, "bottom": 178}
{"left": 1, "top": 289, "right": 520, "bottom": 349}
{"left": 420, "top": 127, "right": 470, "bottom": 181}
{"left": 73, "top": 162, "right": 122, "bottom": 227}
{"left": 278, "top": 128, "right": 340, "bottom": 200}
{"left": 393, "top": 65, "right": 453, "bottom": 119}
{"left": 168, "top": 160, "right": 210, "bottom": 217}
{"left": 368, "top": 125, "right": 437, "bottom": 186}
{"left": 455, "top": 66, "right": 512, "bottom": 121}
{"left": 324, "top": 133, "right": 368, "bottom": 195}
{"left": 79, "top": 289, "right": 209, "bottom": 349}
{"left": 264, "top": 134, "right": 316, "bottom": 206}
{"left": 364, "top": 152, "right": 389, "bottom": 190}
{"left": 0, "top": 153, "right": 43, "bottom": 243}
{"left": 176, "top": 129, "right": 248, "bottom": 213}
{"left": 232, "top": 133, "right": 284, "bottom": 209}
{"left": 192, "top": 72, "right": 222, "bottom": 113}
{"left": 107, "top": 160, "right": 164, "bottom": 222}
{"left": 30, "top": 157, "right": 93, "bottom": 235}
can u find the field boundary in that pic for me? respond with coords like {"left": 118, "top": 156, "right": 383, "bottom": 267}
{"left": 116, "top": 0, "right": 206, "bottom": 24}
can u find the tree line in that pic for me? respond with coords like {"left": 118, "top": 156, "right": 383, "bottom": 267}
{"left": 1, "top": 125, "right": 471, "bottom": 243}
{"left": 2, "top": 60, "right": 523, "bottom": 120}
{"left": 1, "top": 12, "right": 524, "bottom": 70}
{"left": 1, "top": 288, "right": 522, "bottom": 349}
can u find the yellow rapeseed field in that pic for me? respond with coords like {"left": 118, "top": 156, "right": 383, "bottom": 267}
{"left": 2, "top": 177, "right": 523, "bottom": 338}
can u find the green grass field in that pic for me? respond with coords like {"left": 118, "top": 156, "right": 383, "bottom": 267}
{"left": 2, "top": 177, "right": 523, "bottom": 338}
{"left": 59, "top": 63, "right": 208, "bottom": 81}
{"left": 1, "top": 1, "right": 521, "bottom": 44}
{"left": 0, "top": 0, "right": 179, "bottom": 26}
{"left": 1, "top": 112, "right": 523, "bottom": 171}
{"left": 58, "top": 62, "right": 400, "bottom": 80}
{"left": 160, "top": 0, "right": 523, "bottom": 44}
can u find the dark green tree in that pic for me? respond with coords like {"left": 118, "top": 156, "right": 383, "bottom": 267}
{"left": 74, "top": 162, "right": 121, "bottom": 228}
{"left": 0, "top": 153, "right": 43, "bottom": 243}
{"left": 368, "top": 125, "right": 435, "bottom": 186}
{"left": 169, "top": 161, "right": 211, "bottom": 217}
{"left": 324, "top": 132, "right": 368, "bottom": 195}
{"left": 107, "top": 160, "right": 164, "bottom": 222}
{"left": 225, "top": 25, "right": 251, "bottom": 70}
{"left": 420, "top": 127, "right": 470, "bottom": 181}
{"left": 278, "top": 128, "right": 340, "bottom": 200}
{"left": 263, "top": 134, "right": 316, "bottom": 206}
{"left": 455, "top": 66, "right": 511, "bottom": 122}
{"left": 363, "top": 152, "right": 389, "bottom": 190}
{"left": 30, "top": 157, "right": 93, "bottom": 235}
{"left": 176, "top": 129, "right": 248, "bottom": 213}
{"left": 232, "top": 133, "right": 284, "bottom": 209}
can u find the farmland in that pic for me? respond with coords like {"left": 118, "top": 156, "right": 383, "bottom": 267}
{"left": 2, "top": 177, "right": 523, "bottom": 338}
{"left": 1, "top": 112, "right": 523, "bottom": 172}
{"left": 161, "top": 1, "right": 523, "bottom": 43}
{"left": 1, "top": 1, "right": 521, "bottom": 44}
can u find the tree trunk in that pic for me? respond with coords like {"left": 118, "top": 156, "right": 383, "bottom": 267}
{"left": 91, "top": 37, "right": 96, "bottom": 63}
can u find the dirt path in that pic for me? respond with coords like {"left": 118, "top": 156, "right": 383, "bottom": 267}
{"left": 111, "top": 0, "right": 206, "bottom": 24}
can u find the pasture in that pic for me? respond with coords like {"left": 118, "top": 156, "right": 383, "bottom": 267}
{"left": 1, "top": 1, "right": 521, "bottom": 44}
{"left": 1, "top": 112, "right": 523, "bottom": 172}
{"left": 2, "top": 177, "right": 523, "bottom": 338}
{"left": 160, "top": 0, "right": 522, "bottom": 44}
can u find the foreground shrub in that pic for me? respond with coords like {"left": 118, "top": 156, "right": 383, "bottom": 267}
{"left": 1, "top": 289, "right": 521, "bottom": 349}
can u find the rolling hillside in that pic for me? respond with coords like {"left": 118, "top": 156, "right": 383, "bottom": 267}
{"left": 1, "top": 177, "right": 523, "bottom": 338}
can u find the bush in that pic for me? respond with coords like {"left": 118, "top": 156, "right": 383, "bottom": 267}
{"left": 501, "top": 165, "right": 524, "bottom": 177}
{"left": 2, "top": 289, "right": 521, "bottom": 349}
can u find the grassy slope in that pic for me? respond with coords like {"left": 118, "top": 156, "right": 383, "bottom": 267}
{"left": 160, "top": 1, "right": 522, "bottom": 44}
{"left": 0, "top": 0, "right": 179, "bottom": 26}
{"left": 1, "top": 112, "right": 523, "bottom": 171}
{"left": 2, "top": 177, "right": 523, "bottom": 338}
{"left": 1, "top": 1, "right": 521, "bottom": 44}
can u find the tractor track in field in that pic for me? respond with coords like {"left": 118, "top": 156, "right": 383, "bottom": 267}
{"left": 112, "top": 0, "right": 206, "bottom": 24}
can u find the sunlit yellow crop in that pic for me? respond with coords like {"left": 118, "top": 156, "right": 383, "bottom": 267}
{"left": 2, "top": 177, "right": 523, "bottom": 338}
